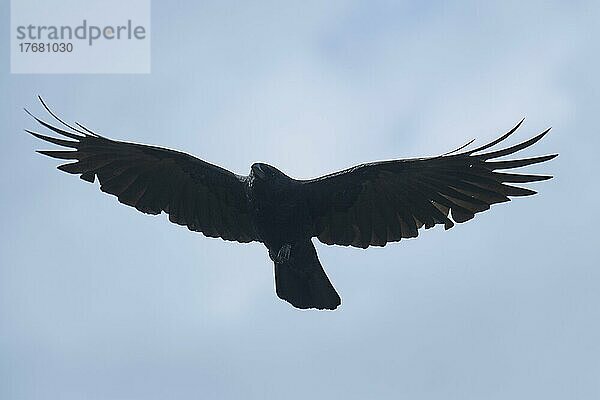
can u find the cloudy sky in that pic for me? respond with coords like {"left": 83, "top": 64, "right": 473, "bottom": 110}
{"left": 1, "top": 1, "right": 599, "bottom": 399}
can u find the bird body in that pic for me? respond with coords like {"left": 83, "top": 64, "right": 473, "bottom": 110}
{"left": 247, "top": 163, "right": 342, "bottom": 309}
{"left": 248, "top": 163, "right": 308, "bottom": 250}
{"left": 27, "top": 97, "right": 556, "bottom": 310}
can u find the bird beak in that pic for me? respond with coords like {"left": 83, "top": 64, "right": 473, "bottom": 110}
{"left": 252, "top": 164, "right": 266, "bottom": 179}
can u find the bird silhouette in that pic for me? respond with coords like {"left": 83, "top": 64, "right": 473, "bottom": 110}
{"left": 27, "top": 97, "right": 556, "bottom": 310}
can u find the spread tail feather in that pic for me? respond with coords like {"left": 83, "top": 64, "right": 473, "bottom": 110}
{"left": 274, "top": 240, "right": 341, "bottom": 310}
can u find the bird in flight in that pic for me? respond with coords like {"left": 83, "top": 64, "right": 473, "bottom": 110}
{"left": 27, "top": 97, "right": 556, "bottom": 310}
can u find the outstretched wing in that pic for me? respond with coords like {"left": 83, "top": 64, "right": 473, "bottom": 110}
{"left": 303, "top": 119, "right": 557, "bottom": 248}
{"left": 27, "top": 98, "right": 258, "bottom": 243}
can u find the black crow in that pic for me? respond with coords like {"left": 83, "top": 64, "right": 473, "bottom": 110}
{"left": 27, "top": 97, "right": 556, "bottom": 310}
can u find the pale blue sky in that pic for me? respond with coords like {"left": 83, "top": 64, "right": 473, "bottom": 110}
{"left": 1, "top": 1, "right": 599, "bottom": 399}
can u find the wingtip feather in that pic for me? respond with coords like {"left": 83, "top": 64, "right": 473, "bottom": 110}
{"left": 478, "top": 127, "right": 553, "bottom": 160}
{"left": 465, "top": 118, "right": 526, "bottom": 156}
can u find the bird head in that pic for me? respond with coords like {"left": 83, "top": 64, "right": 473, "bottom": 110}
{"left": 250, "top": 163, "right": 289, "bottom": 182}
